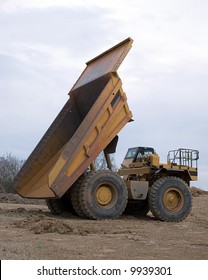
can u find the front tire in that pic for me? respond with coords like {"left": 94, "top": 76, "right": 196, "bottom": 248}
{"left": 78, "top": 170, "right": 128, "bottom": 220}
{"left": 148, "top": 176, "right": 192, "bottom": 222}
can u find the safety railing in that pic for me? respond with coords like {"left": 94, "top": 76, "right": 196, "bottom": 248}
{"left": 167, "top": 148, "right": 199, "bottom": 168}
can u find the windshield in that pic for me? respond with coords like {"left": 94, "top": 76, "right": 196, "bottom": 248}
{"left": 125, "top": 147, "right": 138, "bottom": 159}
{"left": 125, "top": 147, "right": 155, "bottom": 160}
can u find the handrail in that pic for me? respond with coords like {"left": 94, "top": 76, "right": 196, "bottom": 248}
{"left": 167, "top": 148, "right": 199, "bottom": 169}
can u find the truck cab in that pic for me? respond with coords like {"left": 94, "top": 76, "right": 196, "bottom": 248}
{"left": 121, "top": 146, "right": 156, "bottom": 168}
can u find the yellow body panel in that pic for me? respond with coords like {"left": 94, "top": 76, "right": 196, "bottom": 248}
{"left": 50, "top": 74, "right": 132, "bottom": 197}
{"left": 151, "top": 154, "right": 160, "bottom": 167}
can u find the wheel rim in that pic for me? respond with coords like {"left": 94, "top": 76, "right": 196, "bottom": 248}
{"left": 162, "top": 187, "right": 184, "bottom": 212}
{"left": 95, "top": 183, "right": 118, "bottom": 209}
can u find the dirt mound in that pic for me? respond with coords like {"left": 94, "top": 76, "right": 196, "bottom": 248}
{"left": 31, "top": 220, "right": 74, "bottom": 235}
{"left": 0, "top": 206, "right": 46, "bottom": 218}
{"left": 30, "top": 218, "right": 75, "bottom": 235}
{"left": 191, "top": 187, "right": 208, "bottom": 197}
{"left": 0, "top": 193, "right": 45, "bottom": 205}
{"left": 12, "top": 213, "right": 136, "bottom": 236}
{"left": 13, "top": 216, "right": 95, "bottom": 235}
{"left": 13, "top": 216, "right": 74, "bottom": 234}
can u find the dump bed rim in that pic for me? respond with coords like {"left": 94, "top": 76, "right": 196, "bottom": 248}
{"left": 86, "top": 37, "right": 133, "bottom": 65}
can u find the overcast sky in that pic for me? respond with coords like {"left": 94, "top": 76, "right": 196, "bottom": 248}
{"left": 0, "top": 0, "right": 207, "bottom": 189}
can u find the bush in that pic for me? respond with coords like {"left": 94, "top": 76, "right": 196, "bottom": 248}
{"left": 0, "top": 153, "right": 24, "bottom": 193}
{"left": 94, "top": 152, "right": 117, "bottom": 171}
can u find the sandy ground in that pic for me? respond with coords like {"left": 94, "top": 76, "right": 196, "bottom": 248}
{"left": 0, "top": 189, "right": 208, "bottom": 260}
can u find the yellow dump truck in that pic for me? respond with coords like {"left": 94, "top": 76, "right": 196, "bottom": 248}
{"left": 15, "top": 38, "right": 199, "bottom": 221}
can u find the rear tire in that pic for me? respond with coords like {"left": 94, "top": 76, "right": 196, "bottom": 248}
{"left": 148, "top": 176, "right": 192, "bottom": 222}
{"left": 46, "top": 199, "right": 62, "bottom": 215}
{"left": 125, "top": 199, "right": 149, "bottom": 216}
{"left": 78, "top": 170, "right": 128, "bottom": 220}
{"left": 46, "top": 193, "right": 73, "bottom": 215}
{"left": 70, "top": 175, "right": 86, "bottom": 218}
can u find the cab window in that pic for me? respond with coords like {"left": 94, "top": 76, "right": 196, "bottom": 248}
{"left": 125, "top": 148, "right": 138, "bottom": 159}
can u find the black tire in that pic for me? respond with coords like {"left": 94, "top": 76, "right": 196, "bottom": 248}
{"left": 78, "top": 170, "right": 128, "bottom": 220}
{"left": 70, "top": 176, "right": 86, "bottom": 218}
{"left": 46, "top": 193, "right": 73, "bottom": 215}
{"left": 46, "top": 199, "right": 63, "bottom": 215}
{"left": 125, "top": 199, "right": 149, "bottom": 216}
{"left": 148, "top": 176, "right": 192, "bottom": 222}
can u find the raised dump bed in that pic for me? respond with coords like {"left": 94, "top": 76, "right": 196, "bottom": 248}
{"left": 15, "top": 38, "right": 133, "bottom": 199}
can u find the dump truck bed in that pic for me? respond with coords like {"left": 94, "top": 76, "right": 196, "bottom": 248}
{"left": 15, "top": 38, "right": 133, "bottom": 198}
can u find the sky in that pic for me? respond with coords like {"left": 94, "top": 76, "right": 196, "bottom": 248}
{"left": 0, "top": 0, "right": 207, "bottom": 189}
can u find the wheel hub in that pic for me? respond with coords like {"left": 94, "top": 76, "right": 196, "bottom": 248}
{"left": 96, "top": 185, "right": 112, "bottom": 206}
{"left": 163, "top": 188, "right": 184, "bottom": 212}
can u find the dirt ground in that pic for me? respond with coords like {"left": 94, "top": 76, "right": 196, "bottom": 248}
{"left": 0, "top": 188, "right": 208, "bottom": 260}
